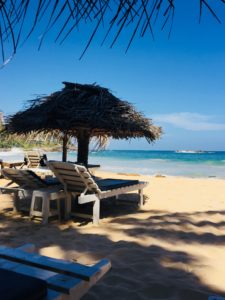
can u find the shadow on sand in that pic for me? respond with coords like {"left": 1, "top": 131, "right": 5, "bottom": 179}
{"left": 0, "top": 200, "right": 225, "bottom": 300}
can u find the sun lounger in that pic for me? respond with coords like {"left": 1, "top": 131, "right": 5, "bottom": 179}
{"left": 1, "top": 168, "right": 59, "bottom": 189}
{"left": 24, "top": 150, "right": 54, "bottom": 177}
{"left": 25, "top": 150, "right": 47, "bottom": 168}
{"left": 0, "top": 168, "right": 64, "bottom": 224}
{"left": 0, "top": 244, "right": 111, "bottom": 300}
{"left": 48, "top": 161, "right": 148, "bottom": 224}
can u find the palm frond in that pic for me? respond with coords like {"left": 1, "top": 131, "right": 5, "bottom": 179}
{"left": 0, "top": 0, "right": 224, "bottom": 65}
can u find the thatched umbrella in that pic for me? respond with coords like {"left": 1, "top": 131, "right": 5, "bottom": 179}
{"left": 6, "top": 82, "right": 162, "bottom": 165}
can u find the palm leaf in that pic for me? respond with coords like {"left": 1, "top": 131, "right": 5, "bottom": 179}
{"left": 0, "top": 0, "right": 224, "bottom": 65}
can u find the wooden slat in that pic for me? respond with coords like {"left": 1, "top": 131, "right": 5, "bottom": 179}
{"left": 66, "top": 186, "right": 84, "bottom": 193}
{"left": 48, "top": 161, "right": 100, "bottom": 198}
{"left": 26, "top": 151, "right": 41, "bottom": 168}
{"left": 0, "top": 258, "right": 82, "bottom": 294}
{"left": 65, "top": 180, "right": 97, "bottom": 190}
{"left": 3, "top": 172, "right": 21, "bottom": 177}
{"left": 0, "top": 187, "right": 24, "bottom": 193}
{"left": 55, "top": 165, "right": 88, "bottom": 173}
{"left": 57, "top": 169, "right": 90, "bottom": 178}
{"left": 1, "top": 161, "right": 24, "bottom": 168}
{"left": 58, "top": 175, "right": 85, "bottom": 183}
{"left": 30, "top": 164, "right": 40, "bottom": 168}
{"left": 60, "top": 175, "right": 94, "bottom": 185}
{"left": 0, "top": 244, "right": 111, "bottom": 299}
{"left": 51, "top": 163, "right": 87, "bottom": 173}
{"left": 65, "top": 180, "right": 86, "bottom": 187}
{"left": 99, "top": 182, "right": 148, "bottom": 199}
{"left": 0, "top": 247, "right": 100, "bottom": 281}
{"left": 2, "top": 169, "right": 48, "bottom": 189}
{"left": 3, "top": 175, "right": 23, "bottom": 180}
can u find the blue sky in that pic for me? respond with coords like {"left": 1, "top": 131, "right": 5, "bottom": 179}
{"left": 1, "top": 2, "right": 225, "bottom": 150}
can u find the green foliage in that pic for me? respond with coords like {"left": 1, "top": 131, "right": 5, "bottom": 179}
{"left": 0, "top": 138, "right": 23, "bottom": 148}
{"left": 0, "top": 129, "right": 20, "bottom": 148}
{"left": 0, "top": 128, "right": 61, "bottom": 150}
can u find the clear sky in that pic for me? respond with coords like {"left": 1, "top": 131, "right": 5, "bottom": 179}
{"left": 1, "top": 1, "right": 225, "bottom": 151}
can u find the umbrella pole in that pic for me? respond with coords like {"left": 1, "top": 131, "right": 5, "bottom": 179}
{"left": 62, "top": 134, "right": 68, "bottom": 162}
{"left": 77, "top": 130, "right": 90, "bottom": 166}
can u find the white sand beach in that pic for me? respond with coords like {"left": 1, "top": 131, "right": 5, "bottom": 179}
{"left": 1, "top": 171, "right": 225, "bottom": 299}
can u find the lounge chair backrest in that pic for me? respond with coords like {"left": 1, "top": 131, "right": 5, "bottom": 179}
{"left": 25, "top": 151, "right": 41, "bottom": 168}
{"left": 48, "top": 161, "right": 101, "bottom": 194}
{"left": 2, "top": 168, "right": 48, "bottom": 189}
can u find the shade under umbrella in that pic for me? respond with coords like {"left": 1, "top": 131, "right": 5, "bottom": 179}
{"left": 6, "top": 82, "right": 162, "bottom": 165}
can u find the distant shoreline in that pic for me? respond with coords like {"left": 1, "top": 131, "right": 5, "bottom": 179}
{"left": 0, "top": 146, "right": 76, "bottom": 152}
{"left": 0, "top": 147, "right": 224, "bottom": 152}
{"left": 1, "top": 149, "right": 225, "bottom": 178}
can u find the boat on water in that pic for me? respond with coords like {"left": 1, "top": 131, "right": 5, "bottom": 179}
{"left": 175, "top": 150, "right": 207, "bottom": 154}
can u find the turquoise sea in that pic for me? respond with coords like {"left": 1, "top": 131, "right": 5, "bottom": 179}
{"left": 1, "top": 149, "right": 225, "bottom": 178}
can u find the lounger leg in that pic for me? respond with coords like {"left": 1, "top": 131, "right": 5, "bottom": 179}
{"left": 57, "top": 198, "right": 61, "bottom": 222}
{"left": 42, "top": 194, "right": 50, "bottom": 225}
{"left": 64, "top": 192, "right": 71, "bottom": 220}
{"left": 93, "top": 198, "right": 100, "bottom": 225}
{"left": 138, "top": 189, "right": 144, "bottom": 208}
{"left": 13, "top": 191, "right": 20, "bottom": 213}
{"left": 31, "top": 190, "right": 63, "bottom": 224}
{"left": 30, "top": 191, "right": 49, "bottom": 224}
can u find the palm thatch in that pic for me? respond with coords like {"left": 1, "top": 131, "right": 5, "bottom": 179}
{"left": 0, "top": 1, "right": 224, "bottom": 65}
{"left": 6, "top": 82, "right": 162, "bottom": 165}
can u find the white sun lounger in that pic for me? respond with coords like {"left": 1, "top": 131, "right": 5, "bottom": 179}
{"left": 0, "top": 244, "right": 111, "bottom": 300}
{"left": 48, "top": 161, "right": 148, "bottom": 224}
{"left": 25, "top": 150, "right": 43, "bottom": 168}
{"left": 24, "top": 150, "right": 53, "bottom": 176}
{"left": 0, "top": 168, "right": 64, "bottom": 224}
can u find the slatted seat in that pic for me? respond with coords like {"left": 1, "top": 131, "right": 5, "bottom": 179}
{"left": 0, "top": 169, "right": 63, "bottom": 224}
{"left": 0, "top": 244, "right": 111, "bottom": 300}
{"left": 48, "top": 161, "right": 148, "bottom": 224}
{"left": 1, "top": 168, "right": 59, "bottom": 189}
{"left": 25, "top": 151, "right": 43, "bottom": 168}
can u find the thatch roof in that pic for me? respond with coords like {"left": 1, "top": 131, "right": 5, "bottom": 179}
{"left": 7, "top": 82, "right": 161, "bottom": 143}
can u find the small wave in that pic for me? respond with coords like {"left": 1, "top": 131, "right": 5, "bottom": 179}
{"left": 0, "top": 147, "right": 24, "bottom": 157}
{"left": 10, "top": 147, "right": 24, "bottom": 153}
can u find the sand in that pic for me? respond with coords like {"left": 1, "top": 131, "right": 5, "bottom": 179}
{"left": 0, "top": 171, "right": 225, "bottom": 299}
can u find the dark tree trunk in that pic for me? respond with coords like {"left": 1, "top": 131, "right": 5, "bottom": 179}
{"left": 77, "top": 130, "right": 90, "bottom": 166}
{"left": 62, "top": 134, "right": 68, "bottom": 162}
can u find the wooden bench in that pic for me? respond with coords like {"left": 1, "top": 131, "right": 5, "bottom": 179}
{"left": 0, "top": 244, "right": 111, "bottom": 299}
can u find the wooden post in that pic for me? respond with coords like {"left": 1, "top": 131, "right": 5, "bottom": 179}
{"left": 64, "top": 191, "right": 71, "bottom": 220}
{"left": 93, "top": 198, "right": 100, "bottom": 225}
{"left": 139, "top": 189, "right": 144, "bottom": 207}
{"left": 77, "top": 130, "right": 90, "bottom": 166}
{"left": 62, "top": 134, "right": 68, "bottom": 162}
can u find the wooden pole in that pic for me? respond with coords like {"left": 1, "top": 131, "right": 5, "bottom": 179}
{"left": 62, "top": 134, "right": 68, "bottom": 162}
{"left": 77, "top": 130, "right": 90, "bottom": 166}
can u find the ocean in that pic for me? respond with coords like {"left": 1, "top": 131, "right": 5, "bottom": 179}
{"left": 1, "top": 149, "right": 225, "bottom": 178}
